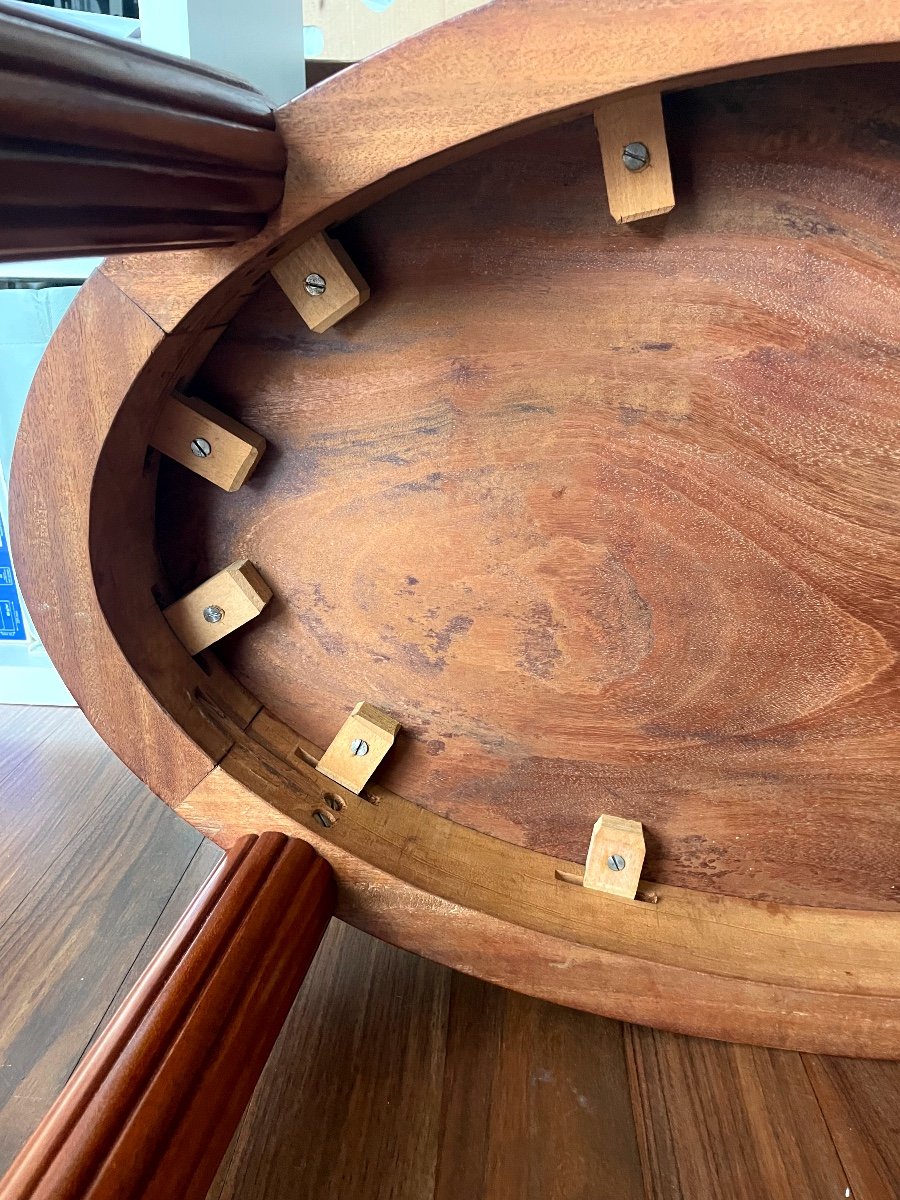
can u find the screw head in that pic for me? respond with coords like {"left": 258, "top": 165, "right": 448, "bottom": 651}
{"left": 203, "top": 604, "right": 224, "bottom": 624}
{"left": 350, "top": 738, "right": 369, "bottom": 757}
{"left": 191, "top": 437, "right": 212, "bottom": 458}
{"left": 622, "top": 142, "right": 650, "bottom": 172}
{"left": 607, "top": 854, "right": 626, "bottom": 872}
{"left": 304, "top": 272, "right": 326, "bottom": 296}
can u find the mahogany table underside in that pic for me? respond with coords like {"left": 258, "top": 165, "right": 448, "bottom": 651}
{"left": 157, "top": 66, "right": 900, "bottom": 912}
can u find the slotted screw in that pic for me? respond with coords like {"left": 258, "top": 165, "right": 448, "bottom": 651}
{"left": 607, "top": 854, "right": 626, "bottom": 872}
{"left": 203, "top": 605, "right": 224, "bottom": 624}
{"left": 191, "top": 437, "right": 211, "bottom": 458}
{"left": 622, "top": 142, "right": 650, "bottom": 172}
{"left": 350, "top": 738, "right": 369, "bottom": 757}
{"left": 305, "top": 272, "right": 326, "bottom": 296}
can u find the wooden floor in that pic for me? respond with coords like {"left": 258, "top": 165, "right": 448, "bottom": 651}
{"left": 0, "top": 705, "right": 897, "bottom": 1199}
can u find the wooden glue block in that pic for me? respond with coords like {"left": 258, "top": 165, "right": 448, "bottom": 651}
{"left": 150, "top": 393, "right": 266, "bottom": 492}
{"left": 594, "top": 92, "right": 674, "bottom": 224}
{"left": 556, "top": 814, "right": 646, "bottom": 900}
{"left": 163, "top": 560, "right": 272, "bottom": 655}
{"left": 271, "top": 232, "right": 370, "bottom": 333}
{"left": 315, "top": 702, "right": 400, "bottom": 794}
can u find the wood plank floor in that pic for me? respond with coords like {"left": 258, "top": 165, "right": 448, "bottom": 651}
{"left": 0, "top": 705, "right": 897, "bottom": 1199}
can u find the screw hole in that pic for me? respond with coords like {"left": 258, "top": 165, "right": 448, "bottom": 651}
{"left": 313, "top": 809, "right": 335, "bottom": 829}
{"left": 322, "top": 792, "right": 344, "bottom": 812}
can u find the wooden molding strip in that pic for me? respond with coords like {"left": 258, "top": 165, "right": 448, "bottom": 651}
{"left": 0, "top": 833, "right": 335, "bottom": 1200}
{"left": 169, "top": 707, "right": 900, "bottom": 1058}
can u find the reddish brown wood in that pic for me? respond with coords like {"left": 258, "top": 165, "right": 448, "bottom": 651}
{"left": 9, "top": 0, "right": 900, "bottom": 1055}
{"left": 0, "top": 0, "right": 285, "bottom": 259}
{"left": 160, "top": 67, "right": 900, "bottom": 912}
{"left": 99, "top": 0, "right": 900, "bottom": 334}
{"left": 0, "top": 832, "right": 335, "bottom": 1200}
{"left": 627, "top": 1026, "right": 851, "bottom": 1200}
{"left": 803, "top": 1056, "right": 900, "bottom": 1200}
{"left": 9, "top": 272, "right": 251, "bottom": 802}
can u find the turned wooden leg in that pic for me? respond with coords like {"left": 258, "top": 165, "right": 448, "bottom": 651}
{"left": 0, "top": 0, "right": 285, "bottom": 259}
{"left": 0, "top": 832, "right": 335, "bottom": 1200}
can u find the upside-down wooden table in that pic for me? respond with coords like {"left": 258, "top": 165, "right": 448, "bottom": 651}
{"left": 2, "top": 0, "right": 899, "bottom": 1195}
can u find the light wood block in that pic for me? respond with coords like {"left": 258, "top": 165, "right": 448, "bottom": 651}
{"left": 556, "top": 815, "right": 646, "bottom": 899}
{"left": 150, "top": 393, "right": 266, "bottom": 492}
{"left": 271, "top": 233, "right": 370, "bottom": 333}
{"left": 163, "top": 560, "right": 272, "bottom": 655}
{"left": 315, "top": 702, "right": 399, "bottom": 794}
{"left": 584, "top": 815, "right": 646, "bottom": 899}
{"left": 594, "top": 93, "right": 674, "bottom": 223}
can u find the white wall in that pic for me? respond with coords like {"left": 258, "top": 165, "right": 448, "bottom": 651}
{"left": 140, "top": 0, "right": 306, "bottom": 107}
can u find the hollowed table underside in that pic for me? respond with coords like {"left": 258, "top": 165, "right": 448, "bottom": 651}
{"left": 157, "top": 66, "right": 900, "bottom": 912}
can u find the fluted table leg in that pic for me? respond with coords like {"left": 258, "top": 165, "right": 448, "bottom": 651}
{"left": 0, "top": 832, "right": 335, "bottom": 1200}
{"left": 0, "top": 0, "right": 286, "bottom": 259}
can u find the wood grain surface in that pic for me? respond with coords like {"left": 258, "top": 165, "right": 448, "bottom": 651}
{"left": 434, "top": 974, "right": 645, "bottom": 1200}
{"left": 10, "top": 273, "right": 261, "bottom": 802}
{"left": 9, "top": 275, "right": 213, "bottom": 796}
{"left": 11, "top": 0, "right": 900, "bottom": 1055}
{"left": 804, "top": 1055, "right": 900, "bottom": 1200}
{"left": 627, "top": 1027, "right": 851, "bottom": 1200}
{"left": 98, "top": 0, "right": 900, "bottom": 333}
{"left": 82, "top": 842, "right": 225, "bottom": 1056}
{"left": 1, "top": 707, "right": 898, "bottom": 1199}
{"left": 0, "top": 707, "right": 203, "bottom": 1172}
{"left": 210, "top": 920, "right": 451, "bottom": 1200}
{"left": 173, "top": 712, "right": 900, "bottom": 1057}
{"left": 0, "top": 832, "right": 335, "bottom": 1200}
{"left": 0, "top": 0, "right": 284, "bottom": 259}
{"left": 159, "top": 68, "right": 900, "bottom": 910}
